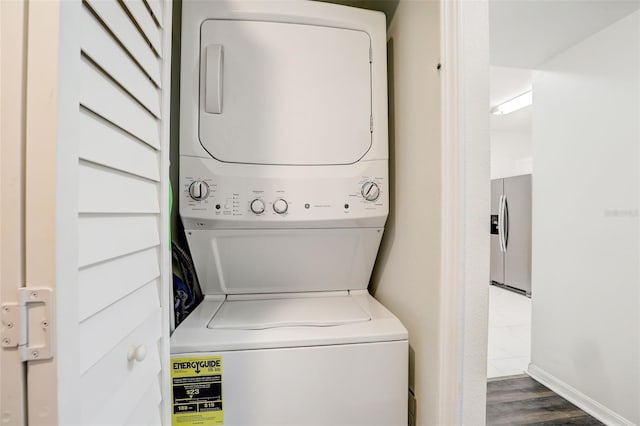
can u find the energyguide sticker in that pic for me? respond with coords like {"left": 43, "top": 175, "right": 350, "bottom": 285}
{"left": 172, "top": 357, "right": 224, "bottom": 425}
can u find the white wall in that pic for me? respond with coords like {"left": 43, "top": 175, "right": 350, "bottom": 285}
{"left": 370, "top": 1, "right": 442, "bottom": 424}
{"left": 490, "top": 130, "right": 532, "bottom": 179}
{"left": 530, "top": 11, "right": 639, "bottom": 425}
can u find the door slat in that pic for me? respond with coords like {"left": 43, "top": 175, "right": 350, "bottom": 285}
{"left": 78, "top": 215, "right": 160, "bottom": 267}
{"left": 78, "top": 247, "right": 160, "bottom": 321}
{"left": 85, "top": 0, "right": 161, "bottom": 86}
{"left": 80, "top": 57, "right": 160, "bottom": 150}
{"left": 78, "top": 160, "right": 160, "bottom": 214}
{"left": 122, "top": 0, "right": 162, "bottom": 57}
{"left": 81, "top": 5, "right": 161, "bottom": 118}
{"left": 78, "top": 109, "right": 160, "bottom": 181}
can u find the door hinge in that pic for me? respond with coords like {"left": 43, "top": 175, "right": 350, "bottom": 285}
{"left": 1, "top": 288, "right": 53, "bottom": 361}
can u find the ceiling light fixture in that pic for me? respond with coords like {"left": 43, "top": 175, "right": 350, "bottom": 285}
{"left": 491, "top": 90, "right": 533, "bottom": 115}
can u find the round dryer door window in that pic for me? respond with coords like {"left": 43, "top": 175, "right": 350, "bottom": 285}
{"left": 198, "top": 19, "right": 372, "bottom": 166}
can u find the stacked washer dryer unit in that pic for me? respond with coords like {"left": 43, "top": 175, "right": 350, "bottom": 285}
{"left": 173, "top": 1, "right": 408, "bottom": 425}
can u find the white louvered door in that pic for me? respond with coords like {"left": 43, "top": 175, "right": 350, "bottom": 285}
{"left": 12, "top": 0, "right": 172, "bottom": 424}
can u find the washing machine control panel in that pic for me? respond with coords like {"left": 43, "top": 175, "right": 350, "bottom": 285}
{"left": 180, "top": 157, "right": 388, "bottom": 229}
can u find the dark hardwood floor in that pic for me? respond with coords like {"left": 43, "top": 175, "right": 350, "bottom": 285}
{"left": 487, "top": 375, "right": 604, "bottom": 425}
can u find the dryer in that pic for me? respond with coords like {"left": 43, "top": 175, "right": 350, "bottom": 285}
{"left": 172, "top": 1, "right": 408, "bottom": 425}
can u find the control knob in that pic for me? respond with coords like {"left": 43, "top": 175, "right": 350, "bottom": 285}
{"left": 250, "top": 199, "right": 265, "bottom": 214}
{"left": 189, "top": 180, "right": 209, "bottom": 201}
{"left": 361, "top": 182, "right": 380, "bottom": 201}
{"left": 273, "top": 199, "right": 288, "bottom": 214}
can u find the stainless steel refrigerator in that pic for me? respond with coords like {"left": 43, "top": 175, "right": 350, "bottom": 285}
{"left": 490, "top": 174, "right": 532, "bottom": 296}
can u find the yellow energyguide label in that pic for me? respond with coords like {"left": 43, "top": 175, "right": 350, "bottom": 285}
{"left": 172, "top": 356, "right": 224, "bottom": 425}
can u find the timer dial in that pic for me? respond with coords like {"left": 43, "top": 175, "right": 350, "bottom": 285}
{"left": 273, "top": 199, "right": 288, "bottom": 214}
{"left": 250, "top": 199, "right": 265, "bottom": 214}
{"left": 189, "top": 180, "right": 209, "bottom": 201}
{"left": 361, "top": 182, "right": 380, "bottom": 201}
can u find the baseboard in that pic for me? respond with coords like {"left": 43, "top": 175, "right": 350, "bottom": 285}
{"left": 527, "top": 364, "right": 636, "bottom": 426}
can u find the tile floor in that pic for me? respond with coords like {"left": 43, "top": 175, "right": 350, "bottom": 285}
{"left": 487, "top": 285, "right": 531, "bottom": 378}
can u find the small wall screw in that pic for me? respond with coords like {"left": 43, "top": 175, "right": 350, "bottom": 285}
{"left": 3, "top": 306, "right": 9, "bottom": 312}
{"left": 6, "top": 322, "right": 13, "bottom": 329}
{"left": 3, "top": 338, "right": 11, "bottom": 346}
{"left": 31, "top": 351, "right": 39, "bottom": 359}
{"left": 41, "top": 320, "right": 49, "bottom": 328}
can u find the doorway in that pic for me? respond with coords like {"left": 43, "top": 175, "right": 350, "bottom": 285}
{"left": 487, "top": 66, "right": 532, "bottom": 379}
{"left": 485, "top": 1, "right": 640, "bottom": 424}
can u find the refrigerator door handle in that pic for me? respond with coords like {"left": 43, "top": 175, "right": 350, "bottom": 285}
{"left": 498, "top": 194, "right": 506, "bottom": 252}
{"left": 503, "top": 196, "right": 510, "bottom": 250}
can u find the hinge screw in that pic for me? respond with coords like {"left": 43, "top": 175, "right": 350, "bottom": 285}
{"left": 6, "top": 322, "right": 13, "bottom": 329}
{"left": 3, "top": 338, "right": 10, "bottom": 345}
{"left": 30, "top": 291, "right": 38, "bottom": 299}
{"left": 3, "top": 306, "right": 9, "bottom": 312}
{"left": 41, "top": 320, "right": 49, "bottom": 329}
{"left": 32, "top": 351, "right": 39, "bottom": 359}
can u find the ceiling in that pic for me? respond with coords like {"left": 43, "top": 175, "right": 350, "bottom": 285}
{"left": 489, "top": 0, "right": 640, "bottom": 133}
{"left": 490, "top": 67, "right": 532, "bottom": 133}
{"left": 490, "top": 0, "right": 640, "bottom": 69}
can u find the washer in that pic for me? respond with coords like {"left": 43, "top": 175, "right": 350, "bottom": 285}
{"left": 174, "top": 1, "right": 408, "bottom": 425}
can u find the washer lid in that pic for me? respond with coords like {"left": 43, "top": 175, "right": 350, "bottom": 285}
{"left": 171, "top": 292, "right": 408, "bottom": 353}
{"left": 199, "top": 19, "right": 372, "bottom": 166}
{"left": 208, "top": 293, "right": 371, "bottom": 330}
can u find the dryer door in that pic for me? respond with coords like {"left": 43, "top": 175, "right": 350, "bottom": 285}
{"left": 199, "top": 20, "right": 372, "bottom": 166}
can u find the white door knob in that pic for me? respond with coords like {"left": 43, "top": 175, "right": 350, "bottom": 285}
{"left": 127, "top": 345, "right": 147, "bottom": 362}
